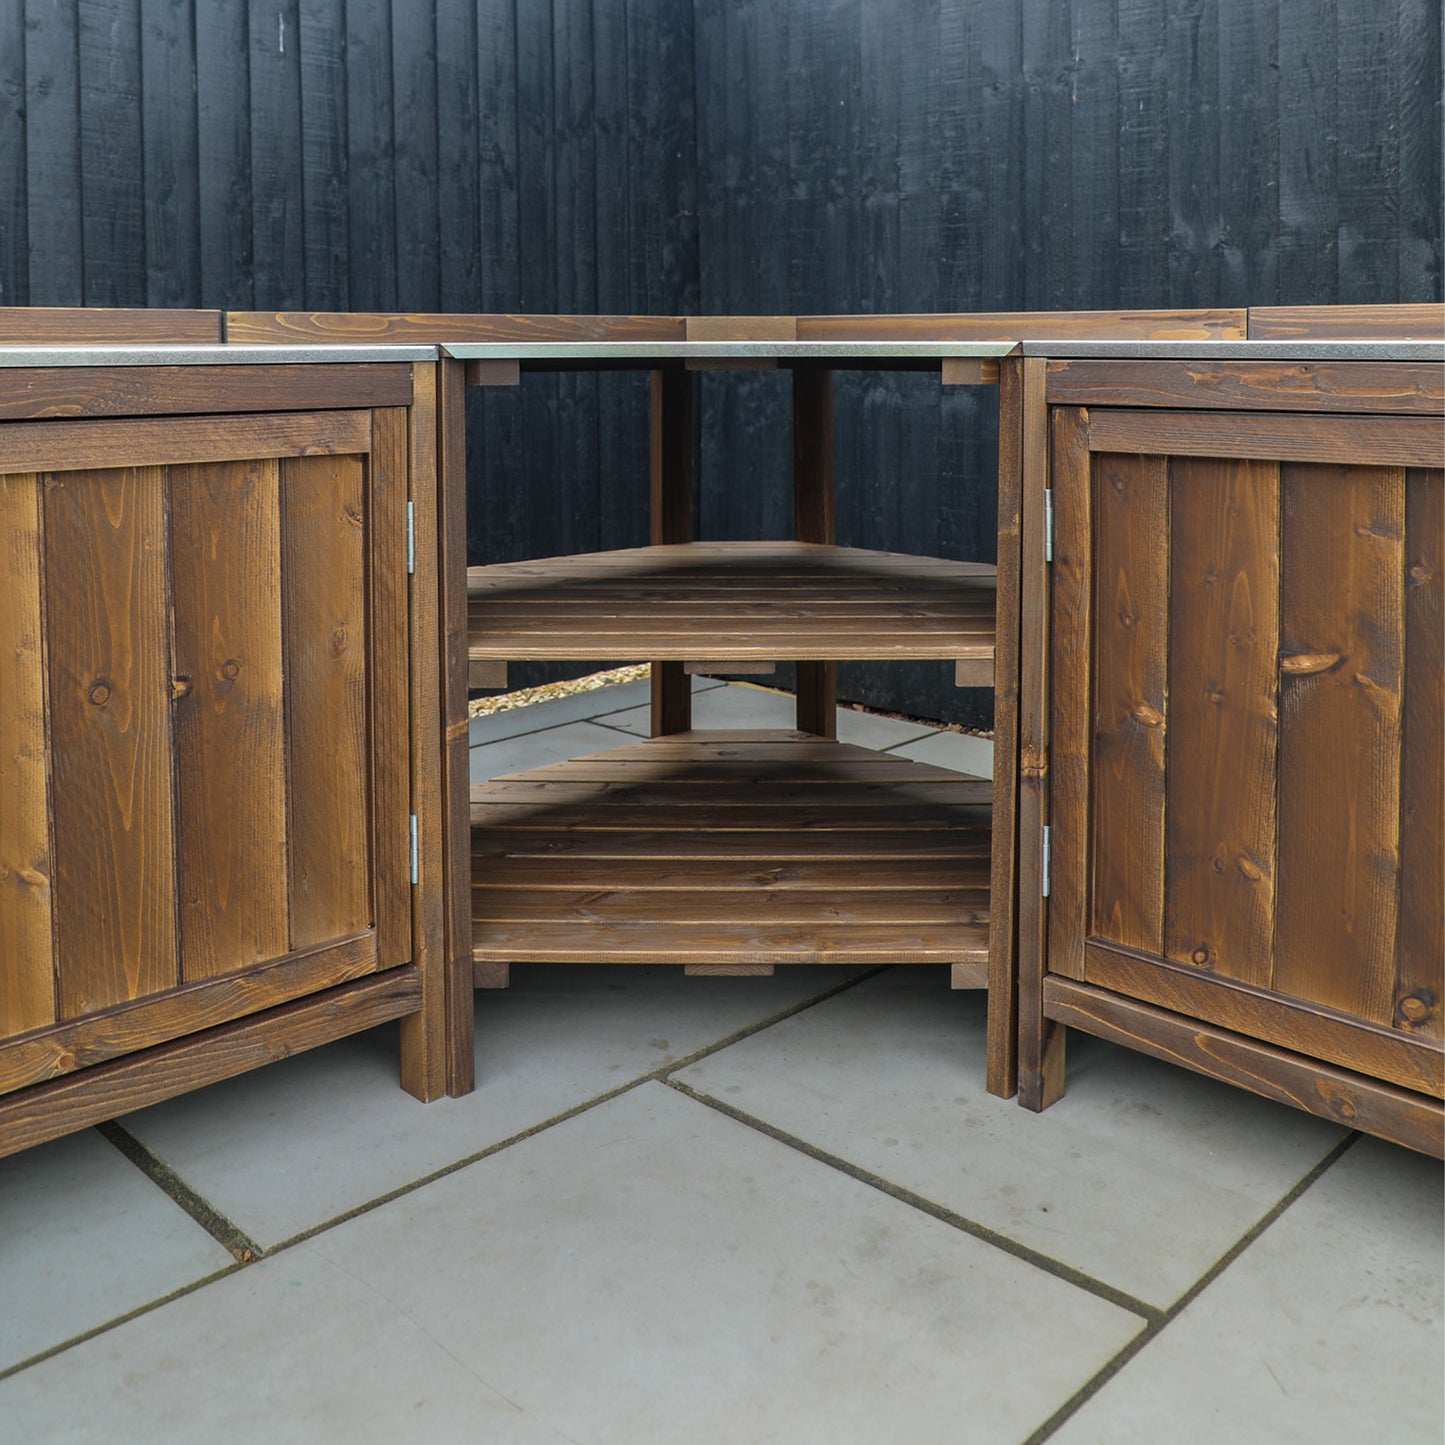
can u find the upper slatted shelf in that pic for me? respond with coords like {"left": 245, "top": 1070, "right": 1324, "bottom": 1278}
{"left": 467, "top": 542, "right": 996, "bottom": 665}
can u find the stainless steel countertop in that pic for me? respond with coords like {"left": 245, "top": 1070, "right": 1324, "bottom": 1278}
{"left": 440, "top": 340, "right": 1019, "bottom": 361}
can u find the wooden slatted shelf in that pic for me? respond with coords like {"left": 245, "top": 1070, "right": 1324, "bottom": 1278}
{"left": 467, "top": 542, "right": 996, "bottom": 667}
{"left": 471, "top": 731, "right": 991, "bottom": 971}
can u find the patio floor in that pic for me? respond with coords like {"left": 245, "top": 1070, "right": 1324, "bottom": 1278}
{"left": 2, "top": 679, "right": 1440, "bottom": 1443}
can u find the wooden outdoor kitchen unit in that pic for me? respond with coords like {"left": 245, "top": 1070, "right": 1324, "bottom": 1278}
{"left": 0, "top": 309, "right": 1440, "bottom": 1162}
{"left": 0, "top": 342, "right": 473, "bottom": 1158}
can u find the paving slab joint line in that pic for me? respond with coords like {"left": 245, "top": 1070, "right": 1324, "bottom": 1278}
{"left": 0, "top": 967, "right": 886, "bottom": 1382}
{"left": 96, "top": 1121, "right": 263, "bottom": 1264}
{"left": 1018, "top": 1130, "right": 1364, "bottom": 1445}
{"left": 663, "top": 1076, "right": 1161, "bottom": 1323}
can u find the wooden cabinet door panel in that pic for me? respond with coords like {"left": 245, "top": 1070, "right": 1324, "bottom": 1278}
{"left": 0, "top": 408, "right": 413, "bottom": 1086}
{"left": 1050, "top": 406, "right": 1443, "bottom": 1095}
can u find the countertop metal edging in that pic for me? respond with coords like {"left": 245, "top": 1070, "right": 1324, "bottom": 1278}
{"left": 440, "top": 340, "right": 1021, "bottom": 361}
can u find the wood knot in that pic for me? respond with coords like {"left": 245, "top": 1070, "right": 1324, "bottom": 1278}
{"left": 221, "top": 658, "right": 241, "bottom": 680}
{"left": 1408, "top": 561, "right": 1433, "bottom": 587}
{"left": 171, "top": 675, "right": 193, "bottom": 700}
{"left": 1280, "top": 652, "right": 1340, "bottom": 676}
{"left": 1117, "top": 610, "right": 1137, "bottom": 631}
{"left": 1191, "top": 947, "right": 1210, "bottom": 966}
{"left": 1315, "top": 1080, "right": 1358, "bottom": 1122}
{"left": 88, "top": 681, "right": 111, "bottom": 707}
{"left": 331, "top": 626, "right": 349, "bottom": 655}
{"left": 1131, "top": 703, "right": 1163, "bottom": 728}
{"left": 1396, "top": 993, "right": 1437, "bottom": 1029}
{"left": 1235, "top": 857, "right": 1264, "bottom": 883}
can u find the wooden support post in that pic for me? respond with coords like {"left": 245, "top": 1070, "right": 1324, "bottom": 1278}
{"left": 1014, "top": 357, "right": 1065, "bottom": 1111}
{"left": 650, "top": 368, "right": 693, "bottom": 736}
{"left": 793, "top": 365, "right": 837, "bottom": 738}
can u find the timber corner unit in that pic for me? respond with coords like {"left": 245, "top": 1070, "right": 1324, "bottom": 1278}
{"left": 1012, "top": 340, "right": 1445, "bottom": 1157}
{"left": 0, "top": 344, "right": 472, "bottom": 1160}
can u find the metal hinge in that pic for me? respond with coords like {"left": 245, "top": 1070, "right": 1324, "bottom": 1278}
{"left": 406, "top": 501, "right": 416, "bottom": 574}
{"left": 409, "top": 814, "right": 419, "bottom": 885}
{"left": 1041, "top": 824, "right": 1052, "bottom": 898}
{"left": 1044, "top": 489, "right": 1054, "bottom": 563}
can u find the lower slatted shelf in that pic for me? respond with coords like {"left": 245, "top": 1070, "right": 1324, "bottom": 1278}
{"left": 470, "top": 730, "right": 992, "bottom": 970}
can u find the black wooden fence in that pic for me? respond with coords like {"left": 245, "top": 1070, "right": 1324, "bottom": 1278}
{"left": 3, "top": 0, "right": 1440, "bottom": 721}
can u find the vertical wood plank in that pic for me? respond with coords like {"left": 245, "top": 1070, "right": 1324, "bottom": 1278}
{"left": 368, "top": 408, "right": 411, "bottom": 969}
{"left": 1395, "top": 468, "right": 1443, "bottom": 1038}
{"left": 793, "top": 365, "right": 837, "bottom": 739}
{"left": 1019, "top": 365, "right": 1065, "bottom": 1110}
{"left": 249, "top": 0, "right": 304, "bottom": 309}
{"left": 1090, "top": 451, "right": 1169, "bottom": 955}
{"left": 650, "top": 367, "right": 693, "bottom": 736}
{"left": 0, "top": 0, "right": 28, "bottom": 305}
{"left": 298, "top": 0, "right": 350, "bottom": 310}
{"left": 1276, "top": 463, "right": 1404, "bottom": 1022}
{"left": 1164, "top": 457, "right": 1280, "bottom": 984}
{"left": 24, "top": 0, "right": 85, "bottom": 305}
{"left": 282, "top": 452, "right": 370, "bottom": 947}
{"left": 78, "top": 0, "right": 146, "bottom": 304}
{"left": 0, "top": 475, "right": 55, "bottom": 1035}
{"left": 45, "top": 466, "right": 179, "bottom": 1015}
{"left": 401, "top": 362, "right": 468, "bottom": 1100}
{"left": 344, "top": 0, "right": 397, "bottom": 310}
{"left": 392, "top": 0, "right": 440, "bottom": 310}
{"left": 140, "top": 0, "right": 201, "bottom": 306}
{"left": 170, "top": 458, "right": 288, "bottom": 979}
{"left": 195, "top": 0, "right": 254, "bottom": 308}
{"left": 986, "top": 357, "right": 1023, "bottom": 1099}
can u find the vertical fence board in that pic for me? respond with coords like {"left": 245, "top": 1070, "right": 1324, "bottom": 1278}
{"left": 170, "top": 458, "right": 288, "bottom": 980}
{"left": 1116, "top": 0, "right": 1170, "bottom": 308}
{"left": 299, "top": 0, "right": 350, "bottom": 310}
{"left": 1163, "top": 457, "right": 1280, "bottom": 982}
{"left": 1277, "top": 0, "right": 1339, "bottom": 301}
{"left": 0, "top": 475, "right": 55, "bottom": 1036}
{"left": 282, "top": 452, "right": 370, "bottom": 948}
{"left": 1277, "top": 463, "right": 1404, "bottom": 1021}
{"left": 1396, "top": 468, "right": 1444, "bottom": 1038}
{"left": 45, "top": 466, "right": 179, "bottom": 1015}
{"left": 249, "top": 0, "right": 304, "bottom": 309}
{"left": 1216, "top": 0, "right": 1279, "bottom": 304}
{"left": 0, "top": 0, "right": 27, "bottom": 306}
{"left": 393, "top": 0, "right": 440, "bottom": 310}
{"left": 195, "top": 0, "right": 253, "bottom": 307}
{"left": 436, "top": 0, "right": 480, "bottom": 311}
{"left": 1090, "top": 451, "right": 1169, "bottom": 954}
{"left": 345, "top": 0, "right": 396, "bottom": 310}
{"left": 78, "top": 0, "right": 145, "bottom": 305}
{"left": 25, "top": 0, "right": 84, "bottom": 305}
{"left": 140, "top": 0, "right": 200, "bottom": 306}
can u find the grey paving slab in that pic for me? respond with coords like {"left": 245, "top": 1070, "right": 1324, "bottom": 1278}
{"left": 601, "top": 681, "right": 941, "bottom": 748}
{"left": 118, "top": 964, "right": 867, "bottom": 1249}
{"left": 294, "top": 1082, "right": 1143, "bottom": 1445}
{"left": 0, "top": 1245, "right": 569, "bottom": 1444}
{"left": 675, "top": 967, "right": 1348, "bottom": 1309}
{"left": 885, "top": 727, "right": 995, "bottom": 777}
{"left": 467, "top": 675, "right": 722, "bottom": 745}
{"left": 0, "top": 1129, "right": 233, "bottom": 1372}
{"left": 470, "top": 718, "right": 633, "bottom": 783}
{"left": 1052, "top": 1137, "right": 1445, "bottom": 1445}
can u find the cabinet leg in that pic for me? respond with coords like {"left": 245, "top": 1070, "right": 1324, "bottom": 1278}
{"left": 1018, "top": 1019, "right": 1067, "bottom": 1112}
{"left": 650, "top": 366, "right": 694, "bottom": 737}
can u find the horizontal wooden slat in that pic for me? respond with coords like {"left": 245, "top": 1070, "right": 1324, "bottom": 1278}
{"left": 0, "top": 306, "right": 222, "bottom": 343}
{"left": 1045, "top": 360, "right": 1443, "bottom": 414}
{"left": 0, "top": 364, "right": 413, "bottom": 421}
{"left": 473, "top": 922, "right": 987, "bottom": 966}
{"left": 1086, "top": 410, "right": 1442, "bottom": 468}
{"left": 1044, "top": 977, "right": 1444, "bottom": 1158}
{"left": 0, "top": 411, "right": 371, "bottom": 476}
{"left": 226, "top": 312, "right": 686, "bottom": 343}
{"left": 797, "top": 309, "right": 1248, "bottom": 341}
{"left": 1084, "top": 941, "right": 1443, "bottom": 1099}
{"left": 469, "top": 543, "right": 997, "bottom": 664}
{"left": 0, "top": 967, "right": 421, "bottom": 1161}
{"left": 471, "top": 733, "right": 992, "bottom": 969}
{"left": 1246, "top": 304, "right": 1445, "bottom": 341}
{"left": 0, "top": 932, "right": 378, "bottom": 1096}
